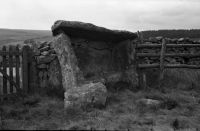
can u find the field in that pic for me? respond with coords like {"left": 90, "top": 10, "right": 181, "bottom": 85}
{"left": 1, "top": 29, "right": 200, "bottom": 130}
{"left": 0, "top": 28, "right": 52, "bottom": 46}
{"left": 1, "top": 69, "right": 200, "bottom": 130}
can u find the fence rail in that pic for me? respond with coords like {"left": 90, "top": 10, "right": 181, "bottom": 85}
{"left": 137, "top": 53, "right": 200, "bottom": 58}
{"left": 136, "top": 31, "right": 200, "bottom": 89}
{"left": 137, "top": 43, "right": 200, "bottom": 48}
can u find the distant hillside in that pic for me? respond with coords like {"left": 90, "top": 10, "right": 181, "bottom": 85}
{"left": 0, "top": 28, "right": 52, "bottom": 45}
{"left": 141, "top": 29, "right": 200, "bottom": 39}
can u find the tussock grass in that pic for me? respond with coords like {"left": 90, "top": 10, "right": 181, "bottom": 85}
{"left": 1, "top": 88, "right": 200, "bottom": 130}
{"left": 1, "top": 68, "right": 200, "bottom": 130}
{"left": 164, "top": 69, "right": 200, "bottom": 90}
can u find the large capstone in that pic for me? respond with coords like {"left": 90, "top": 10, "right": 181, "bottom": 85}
{"left": 52, "top": 20, "right": 137, "bottom": 42}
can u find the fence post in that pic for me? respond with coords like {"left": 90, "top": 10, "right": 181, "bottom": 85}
{"left": 137, "top": 31, "right": 147, "bottom": 90}
{"left": 9, "top": 46, "right": 14, "bottom": 94}
{"left": 159, "top": 38, "right": 167, "bottom": 88}
{"left": 2, "top": 46, "right": 7, "bottom": 95}
{"left": 22, "top": 46, "right": 29, "bottom": 94}
{"left": 15, "top": 45, "right": 20, "bottom": 91}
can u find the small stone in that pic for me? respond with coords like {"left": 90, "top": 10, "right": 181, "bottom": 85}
{"left": 48, "top": 49, "right": 56, "bottom": 54}
{"left": 149, "top": 37, "right": 159, "bottom": 43}
{"left": 37, "top": 64, "right": 48, "bottom": 69}
{"left": 39, "top": 46, "right": 50, "bottom": 52}
{"left": 136, "top": 98, "right": 161, "bottom": 107}
{"left": 178, "top": 38, "right": 184, "bottom": 42}
{"left": 155, "top": 36, "right": 163, "bottom": 41}
{"left": 39, "top": 41, "right": 48, "bottom": 49}
{"left": 34, "top": 50, "right": 41, "bottom": 56}
{"left": 41, "top": 51, "right": 49, "bottom": 56}
{"left": 37, "top": 55, "right": 56, "bottom": 64}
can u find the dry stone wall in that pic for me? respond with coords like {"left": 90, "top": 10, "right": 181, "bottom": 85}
{"left": 137, "top": 37, "right": 200, "bottom": 65}
{"left": 24, "top": 39, "right": 63, "bottom": 96}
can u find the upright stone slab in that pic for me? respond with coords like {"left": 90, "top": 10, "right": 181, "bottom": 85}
{"left": 51, "top": 33, "right": 81, "bottom": 91}
{"left": 52, "top": 33, "right": 107, "bottom": 110}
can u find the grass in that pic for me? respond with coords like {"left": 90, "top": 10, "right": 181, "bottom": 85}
{"left": 0, "top": 28, "right": 52, "bottom": 46}
{"left": 1, "top": 84, "right": 200, "bottom": 130}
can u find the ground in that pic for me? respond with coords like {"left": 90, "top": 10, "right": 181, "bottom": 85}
{"left": 1, "top": 82, "right": 200, "bottom": 130}
{"left": 1, "top": 30, "right": 200, "bottom": 130}
{"left": 0, "top": 28, "right": 52, "bottom": 46}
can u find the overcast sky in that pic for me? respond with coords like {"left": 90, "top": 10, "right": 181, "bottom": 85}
{"left": 0, "top": 0, "right": 200, "bottom": 32}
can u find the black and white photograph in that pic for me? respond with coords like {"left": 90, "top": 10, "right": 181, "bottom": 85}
{"left": 0, "top": 0, "right": 200, "bottom": 130}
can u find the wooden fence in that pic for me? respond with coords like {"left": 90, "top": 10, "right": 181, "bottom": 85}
{"left": 135, "top": 31, "right": 200, "bottom": 89}
{"left": 0, "top": 45, "right": 29, "bottom": 101}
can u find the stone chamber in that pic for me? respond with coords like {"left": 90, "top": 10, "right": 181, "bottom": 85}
{"left": 25, "top": 20, "right": 139, "bottom": 110}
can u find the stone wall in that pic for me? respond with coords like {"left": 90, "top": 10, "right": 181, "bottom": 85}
{"left": 25, "top": 33, "right": 138, "bottom": 95}
{"left": 137, "top": 37, "right": 200, "bottom": 65}
{"left": 24, "top": 39, "right": 63, "bottom": 96}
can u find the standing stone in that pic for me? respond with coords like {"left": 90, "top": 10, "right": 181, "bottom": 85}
{"left": 51, "top": 33, "right": 107, "bottom": 110}
{"left": 48, "top": 59, "right": 62, "bottom": 89}
{"left": 51, "top": 33, "right": 82, "bottom": 91}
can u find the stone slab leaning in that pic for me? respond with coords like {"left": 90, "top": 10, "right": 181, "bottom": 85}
{"left": 51, "top": 33, "right": 107, "bottom": 110}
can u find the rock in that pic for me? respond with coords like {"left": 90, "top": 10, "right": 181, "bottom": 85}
{"left": 48, "top": 49, "right": 56, "bottom": 54}
{"left": 64, "top": 82, "right": 107, "bottom": 110}
{"left": 144, "top": 42, "right": 152, "bottom": 44}
{"left": 39, "top": 46, "right": 50, "bottom": 52}
{"left": 37, "top": 64, "right": 48, "bottom": 69}
{"left": 136, "top": 98, "right": 161, "bottom": 107}
{"left": 51, "top": 33, "right": 83, "bottom": 91}
{"left": 178, "top": 38, "right": 185, "bottom": 42}
{"left": 47, "top": 59, "right": 62, "bottom": 89}
{"left": 33, "top": 50, "right": 41, "bottom": 56}
{"left": 51, "top": 20, "right": 137, "bottom": 42}
{"left": 155, "top": 36, "right": 163, "bottom": 41}
{"left": 40, "top": 71, "right": 48, "bottom": 88}
{"left": 24, "top": 39, "right": 41, "bottom": 53}
{"left": 36, "top": 55, "right": 56, "bottom": 64}
{"left": 39, "top": 41, "right": 48, "bottom": 49}
{"left": 41, "top": 51, "right": 49, "bottom": 56}
{"left": 149, "top": 37, "right": 159, "bottom": 43}
{"left": 170, "top": 38, "right": 178, "bottom": 43}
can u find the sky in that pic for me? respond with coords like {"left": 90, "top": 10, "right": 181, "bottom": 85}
{"left": 0, "top": 0, "right": 200, "bottom": 32}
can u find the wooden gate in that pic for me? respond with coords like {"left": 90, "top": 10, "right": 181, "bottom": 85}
{"left": 0, "top": 45, "right": 29, "bottom": 101}
{"left": 135, "top": 31, "right": 200, "bottom": 89}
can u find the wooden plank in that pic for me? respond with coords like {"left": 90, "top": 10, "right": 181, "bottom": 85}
{"left": 9, "top": 46, "right": 14, "bottom": 93}
{"left": 159, "top": 39, "right": 167, "bottom": 88}
{"left": 22, "top": 46, "right": 29, "bottom": 93}
{"left": 138, "top": 63, "right": 200, "bottom": 69}
{"left": 2, "top": 46, "right": 7, "bottom": 95}
{"left": 137, "top": 53, "right": 200, "bottom": 58}
{"left": 137, "top": 44, "right": 200, "bottom": 48}
{"left": 0, "top": 68, "right": 21, "bottom": 92}
{"left": 165, "top": 64, "right": 200, "bottom": 69}
{"left": 138, "top": 64, "right": 160, "bottom": 69}
{"left": 15, "top": 45, "right": 20, "bottom": 92}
